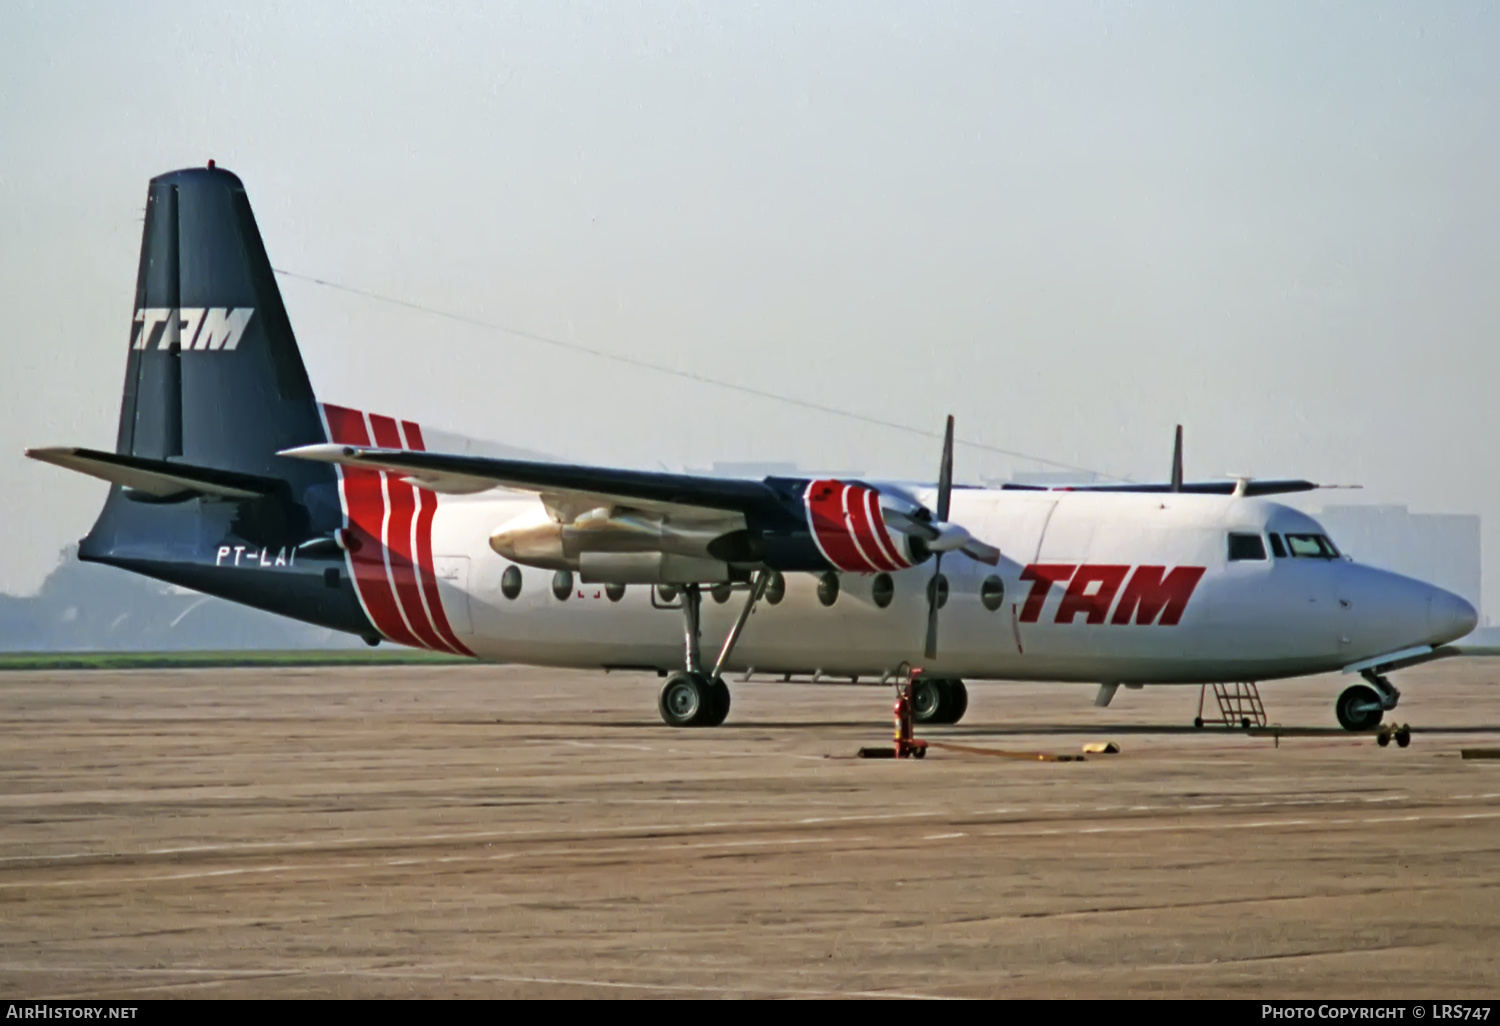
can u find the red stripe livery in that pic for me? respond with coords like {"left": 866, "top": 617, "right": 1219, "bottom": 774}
{"left": 319, "top": 403, "right": 474, "bottom": 656}
{"left": 804, "top": 480, "right": 912, "bottom": 574}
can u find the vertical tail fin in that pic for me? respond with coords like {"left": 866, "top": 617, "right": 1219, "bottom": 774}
{"left": 116, "top": 164, "right": 324, "bottom": 474}
{"left": 30, "top": 166, "right": 383, "bottom": 641}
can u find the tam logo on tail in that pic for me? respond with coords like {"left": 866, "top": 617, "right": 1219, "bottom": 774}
{"left": 132, "top": 307, "right": 254, "bottom": 351}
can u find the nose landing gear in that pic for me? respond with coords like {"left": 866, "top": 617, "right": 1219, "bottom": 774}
{"left": 1335, "top": 670, "right": 1402, "bottom": 732}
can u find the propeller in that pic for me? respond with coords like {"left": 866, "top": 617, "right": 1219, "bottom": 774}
{"left": 873, "top": 415, "right": 1000, "bottom": 657}
{"left": 924, "top": 416, "right": 956, "bottom": 659}
{"left": 1170, "top": 424, "right": 1183, "bottom": 493}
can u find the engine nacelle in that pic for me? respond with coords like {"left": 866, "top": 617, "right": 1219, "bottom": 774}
{"left": 489, "top": 507, "right": 737, "bottom": 582}
{"left": 487, "top": 476, "right": 996, "bottom": 582}
{"left": 489, "top": 509, "right": 571, "bottom": 570}
{"left": 793, "top": 478, "right": 929, "bottom": 573}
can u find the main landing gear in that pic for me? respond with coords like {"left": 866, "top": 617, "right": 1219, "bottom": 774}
{"left": 656, "top": 572, "right": 770, "bottom": 728}
{"left": 658, "top": 670, "right": 731, "bottom": 728}
{"left": 910, "top": 677, "right": 968, "bottom": 725}
{"left": 1335, "top": 669, "right": 1402, "bottom": 732}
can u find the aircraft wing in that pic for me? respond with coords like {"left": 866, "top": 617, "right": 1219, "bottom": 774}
{"left": 1001, "top": 480, "right": 1319, "bottom": 497}
{"left": 280, "top": 443, "right": 792, "bottom": 524}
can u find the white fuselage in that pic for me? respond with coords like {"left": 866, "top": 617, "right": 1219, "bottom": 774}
{"left": 419, "top": 488, "right": 1476, "bottom": 685}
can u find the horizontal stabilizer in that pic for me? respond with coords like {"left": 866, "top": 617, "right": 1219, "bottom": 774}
{"left": 26, "top": 446, "right": 280, "bottom": 500}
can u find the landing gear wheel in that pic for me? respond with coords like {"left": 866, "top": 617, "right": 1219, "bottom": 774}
{"left": 911, "top": 678, "right": 946, "bottom": 724}
{"left": 701, "top": 676, "right": 731, "bottom": 727}
{"left": 911, "top": 678, "right": 968, "bottom": 725}
{"left": 944, "top": 679, "right": 968, "bottom": 724}
{"left": 1193, "top": 717, "right": 1205, "bottom": 729}
{"left": 659, "top": 672, "right": 708, "bottom": 727}
{"left": 1336, "top": 684, "right": 1384, "bottom": 732}
{"left": 1395, "top": 727, "right": 1411, "bottom": 748}
{"left": 658, "top": 672, "right": 730, "bottom": 727}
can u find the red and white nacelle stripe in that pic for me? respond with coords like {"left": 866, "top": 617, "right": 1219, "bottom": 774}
{"left": 803, "top": 479, "right": 921, "bottom": 574}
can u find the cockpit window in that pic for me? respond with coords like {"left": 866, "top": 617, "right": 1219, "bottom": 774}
{"left": 1268, "top": 533, "right": 1287, "bottom": 558}
{"left": 1284, "top": 533, "right": 1340, "bottom": 559}
{"left": 1227, "top": 533, "right": 1267, "bottom": 561}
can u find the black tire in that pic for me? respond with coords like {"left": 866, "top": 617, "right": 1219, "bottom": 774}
{"left": 944, "top": 679, "right": 969, "bottom": 724}
{"left": 658, "top": 672, "right": 706, "bottom": 728}
{"left": 701, "top": 677, "right": 731, "bottom": 727}
{"left": 1193, "top": 717, "right": 1204, "bottom": 729}
{"left": 911, "top": 678, "right": 946, "bottom": 724}
{"left": 912, "top": 678, "right": 967, "bottom": 725}
{"left": 1335, "top": 684, "right": 1384, "bottom": 731}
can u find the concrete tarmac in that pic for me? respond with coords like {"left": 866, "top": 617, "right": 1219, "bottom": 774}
{"left": 1, "top": 661, "right": 1498, "bottom": 999}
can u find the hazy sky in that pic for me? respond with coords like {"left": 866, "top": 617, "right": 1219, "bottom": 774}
{"left": 4, "top": 3, "right": 1499, "bottom": 610}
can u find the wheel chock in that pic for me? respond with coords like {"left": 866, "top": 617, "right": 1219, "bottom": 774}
{"left": 1376, "top": 724, "right": 1412, "bottom": 749}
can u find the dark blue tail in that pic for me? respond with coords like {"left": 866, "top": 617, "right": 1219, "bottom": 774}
{"left": 61, "top": 165, "right": 374, "bottom": 640}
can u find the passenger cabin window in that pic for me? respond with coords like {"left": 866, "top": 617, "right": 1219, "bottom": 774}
{"left": 1227, "top": 533, "right": 1267, "bottom": 561}
{"left": 1285, "top": 533, "right": 1340, "bottom": 560}
{"left": 1268, "top": 533, "right": 1287, "bottom": 558}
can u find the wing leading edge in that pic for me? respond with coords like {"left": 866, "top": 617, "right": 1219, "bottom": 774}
{"left": 280, "top": 442, "right": 801, "bottom": 525}
{"left": 1000, "top": 480, "right": 1319, "bottom": 497}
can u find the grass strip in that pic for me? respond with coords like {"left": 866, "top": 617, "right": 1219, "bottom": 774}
{"left": 0, "top": 649, "right": 473, "bottom": 671}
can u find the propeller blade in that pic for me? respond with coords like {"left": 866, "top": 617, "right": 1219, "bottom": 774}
{"left": 925, "top": 418, "right": 955, "bottom": 660}
{"left": 924, "top": 553, "right": 943, "bottom": 659}
{"left": 881, "top": 507, "right": 939, "bottom": 542}
{"left": 1170, "top": 424, "right": 1183, "bottom": 494}
{"left": 960, "top": 539, "right": 1001, "bottom": 566}
{"left": 926, "top": 521, "right": 974, "bottom": 552}
{"left": 936, "top": 414, "right": 954, "bottom": 523}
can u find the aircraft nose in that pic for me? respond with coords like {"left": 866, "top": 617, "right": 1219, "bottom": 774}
{"left": 1428, "top": 588, "right": 1478, "bottom": 644}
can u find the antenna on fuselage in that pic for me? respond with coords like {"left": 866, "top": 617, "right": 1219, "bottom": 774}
{"left": 1170, "top": 425, "right": 1184, "bottom": 493}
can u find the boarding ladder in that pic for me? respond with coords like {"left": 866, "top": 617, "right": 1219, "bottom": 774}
{"left": 1195, "top": 682, "right": 1268, "bottom": 729}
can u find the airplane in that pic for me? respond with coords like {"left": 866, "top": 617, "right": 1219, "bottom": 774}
{"left": 26, "top": 165, "right": 1480, "bottom": 732}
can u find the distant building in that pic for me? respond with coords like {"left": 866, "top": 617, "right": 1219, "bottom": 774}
{"left": 686, "top": 461, "right": 866, "bottom": 479}
{"left": 1315, "top": 505, "right": 1481, "bottom": 614}
{"left": 700, "top": 461, "right": 803, "bottom": 478}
